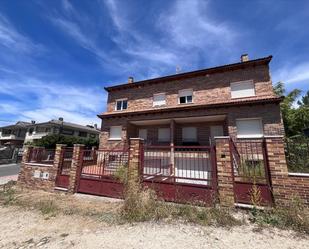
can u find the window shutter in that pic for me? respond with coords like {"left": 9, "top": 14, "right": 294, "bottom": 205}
{"left": 182, "top": 127, "right": 197, "bottom": 142}
{"left": 110, "top": 126, "right": 122, "bottom": 139}
{"left": 179, "top": 89, "right": 193, "bottom": 97}
{"left": 153, "top": 93, "right": 166, "bottom": 106}
{"left": 158, "top": 128, "right": 170, "bottom": 142}
{"left": 231, "top": 80, "right": 255, "bottom": 98}
{"left": 138, "top": 129, "right": 147, "bottom": 140}
{"left": 236, "top": 119, "right": 263, "bottom": 138}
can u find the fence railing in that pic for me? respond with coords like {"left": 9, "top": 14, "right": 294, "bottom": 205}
{"left": 28, "top": 148, "right": 55, "bottom": 165}
{"left": 230, "top": 139, "right": 267, "bottom": 183}
{"left": 81, "top": 149, "right": 129, "bottom": 177}
{"left": 285, "top": 136, "right": 309, "bottom": 173}
{"left": 59, "top": 147, "right": 74, "bottom": 175}
{"left": 142, "top": 145, "right": 215, "bottom": 186}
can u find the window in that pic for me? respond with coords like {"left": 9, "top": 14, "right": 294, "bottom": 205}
{"left": 115, "top": 99, "right": 128, "bottom": 111}
{"left": 179, "top": 89, "right": 193, "bottom": 104}
{"left": 158, "top": 128, "right": 170, "bottom": 142}
{"left": 62, "top": 129, "right": 74, "bottom": 135}
{"left": 153, "top": 93, "right": 166, "bottom": 106}
{"left": 182, "top": 127, "right": 197, "bottom": 142}
{"left": 210, "top": 126, "right": 224, "bottom": 140}
{"left": 79, "top": 131, "right": 87, "bottom": 137}
{"left": 236, "top": 118, "right": 263, "bottom": 138}
{"left": 109, "top": 126, "right": 122, "bottom": 140}
{"left": 231, "top": 80, "right": 255, "bottom": 98}
{"left": 138, "top": 129, "right": 147, "bottom": 140}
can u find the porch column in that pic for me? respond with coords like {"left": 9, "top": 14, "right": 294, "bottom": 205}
{"left": 170, "top": 120, "right": 175, "bottom": 175}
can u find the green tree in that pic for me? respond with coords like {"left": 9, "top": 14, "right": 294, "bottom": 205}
{"left": 297, "top": 90, "right": 309, "bottom": 107}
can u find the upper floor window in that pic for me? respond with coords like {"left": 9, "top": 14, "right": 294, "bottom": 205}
{"left": 79, "top": 131, "right": 87, "bottom": 137}
{"left": 230, "top": 80, "right": 255, "bottom": 98}
{"left": 178, "top": 89, "right": 193, "bottom": 104}
{"left": 153, "top": 93, "right": 166, "bottom": 106}
{"left": 62, "top": 129, "right": 74, "bottom": 135}
{"left": 115, "top": 99, "right": 128, "bottom": 111}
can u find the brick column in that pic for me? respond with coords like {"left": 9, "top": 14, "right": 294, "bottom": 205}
{"left": 264, "top": 136, "right": 289, "bottom": 205}
{"left": 215, "top": 137, "right": 235, "bottom": 207}
{"left": 54, "top": 144, "right": 66, "bottom": 174}
{"left": 21, "top": 145, "right": 33, "bottom": 163}
{"left": 128, "top": 138, "right": 144, "bottom": 184}
{"left": 68, "top": 144, "right": 84, "bottom": 193}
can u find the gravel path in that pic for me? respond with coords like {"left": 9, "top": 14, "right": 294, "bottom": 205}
{"left": 0, "top": 206, "right": 308, "bottom": 249}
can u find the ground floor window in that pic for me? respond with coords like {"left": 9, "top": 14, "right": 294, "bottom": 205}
{"left": 109, "top": 126, "right": 122, "bottom": 140}
{"left": 138, "top": 129, "right": 147, "bottom": 140}
{"left": 182, "top": 127, "right": 197, "bottom": 142}
{"left": 236, "top": 118, "right": 263, "bottom": 138}
{"left": 158, "top": 128, "right": 170, "bottom": 142}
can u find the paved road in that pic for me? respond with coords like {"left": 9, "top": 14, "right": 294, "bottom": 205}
{"left": 0, "top": 163, "right": 20, "bottom": 177}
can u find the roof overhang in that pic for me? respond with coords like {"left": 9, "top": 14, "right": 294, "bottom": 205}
{"left": 104, "top": 56, "right": 272, "bottom": 92}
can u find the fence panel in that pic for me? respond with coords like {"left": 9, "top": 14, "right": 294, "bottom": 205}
{"left": 285, "top": 136, "right": 309, "bottom": 173}
{"left": 29, "top": 148, "right": 55, "bottom": 165}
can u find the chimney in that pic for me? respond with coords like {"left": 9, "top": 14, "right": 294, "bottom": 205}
{"left": 58, "top": 117, "right": 64, "bottom": 121}
{"left": 128, "top": 76, "right": 134, "bottom": 83}
{"left": 31, "top": 120, "right": 36, "bottom": 124}
{"left": 241, "top": 54, "right": 249, "bottom": 62}
{"left": 94, "top": 124, "right": 98, "bottom": 129}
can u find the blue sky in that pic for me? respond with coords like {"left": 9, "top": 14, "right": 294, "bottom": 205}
{"left": 0, "top": 0, "right": 309, "bottom": 127}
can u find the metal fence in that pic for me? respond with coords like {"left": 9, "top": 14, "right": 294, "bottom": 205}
{"left": 81, "top": 149, "right": 129, "bottom": 177}
{"left": 285, "top": 136, "right": 309, "bottom": 173}
{"left": 28, "top": 148, "right": 55, "bottom": 165}
{"left": 142, "top": 146, "right": 215, "bottom": 186}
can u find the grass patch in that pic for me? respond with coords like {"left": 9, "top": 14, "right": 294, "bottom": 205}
{"left": 251, "top": 198, "right": 309, "bottom": 234}
{"left": 35, "top": 200, "right": 59, "bottom": 216}
{"left": 0, "top": 181, "right": 17, "bottom": 205}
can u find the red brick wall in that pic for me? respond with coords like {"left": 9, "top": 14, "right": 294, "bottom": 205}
{"left": 107, "top": 64, "right": 275, "bottom": 113}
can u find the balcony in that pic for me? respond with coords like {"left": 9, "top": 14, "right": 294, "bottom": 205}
{"left": 0, "top": 134, "right": 24, "bottom": 140}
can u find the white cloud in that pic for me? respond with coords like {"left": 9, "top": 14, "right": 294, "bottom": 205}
{"left": 273, "top": 62, "right": 309, "bottom": 84}
{"left": 0, "top": 77, "right": 104, "bottom": 127}
{"left": 0, "top": 14, "right": 44, "bottom": 54}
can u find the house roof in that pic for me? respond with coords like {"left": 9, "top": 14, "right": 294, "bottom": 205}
{"left": 104, "top": 56, "right": 273, "bottom": 92}
{"left": 0, "top": 121, "right": 32, "bottom": 129}
{"left": 27, "top": 120, "right": 100, "bottom": 133}
{"left": 98, "top": 96, "right": 283, "bottom": 119}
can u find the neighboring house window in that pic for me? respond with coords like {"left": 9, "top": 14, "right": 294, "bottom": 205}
{"left": 236, "top": 118, "right": 263, "bottom": 138}
{"left": 62, "top": 129, "right": 74, "bottom": 135}
{"left": 115, "top": 99, "right": 128, "bottom": 111}
{"left": 182, "top": 127, "right": 197, "bottom": 142}
{"left": 158, "top": 128, "right": 170, "bottom": 142}
{"left": 153, "top": 93, "right": 166, "bottom": 106}
{"left": 178, "top": 89, "right": 193, "bottom": 104}
{"left": 138, "top": 129, "right": 147, "bottom": 140}
{"left": 79, "top": 131, "right": 87, "bottom": 137}
{"left": 45, "top": 128, "right": 51, "bottom": 132}
{"left": 109, "top": 126, "right": 122, "bottom": 140}
{"left": 230, "top": 80, "right": 255, "bottom": 98}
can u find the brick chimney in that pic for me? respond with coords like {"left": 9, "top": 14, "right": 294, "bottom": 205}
{"left": 241, "top": 54, "right": 249, "bottom": 62}
{"left": 128, "top": 76, "right": 134, "bottom": 83}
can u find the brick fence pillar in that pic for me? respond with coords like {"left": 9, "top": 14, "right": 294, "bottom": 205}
{"left": 264, "top": 136, "right": 289, "bottom": 205}
{"left": 21, "top": 145, "right": 33, "bottom": 163}
{"left": 128, "top": 138, "right": 144, "bottom": 184}
{"left": 68, "top": 144, "right": 84, "bottom": 193}
{"left": 54, "top": 144, "right": 66, "bottom": 172}
{"left": 215, "top": 137, "right": 235, "bottom": 207}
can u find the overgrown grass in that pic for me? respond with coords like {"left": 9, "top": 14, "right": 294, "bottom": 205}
{"left": 0, "top": 181, "right": 17, "bottom": 205}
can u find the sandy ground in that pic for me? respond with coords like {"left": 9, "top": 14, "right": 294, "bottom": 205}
{"left": 0, "top": 205, "right": 308, "bottom": 249}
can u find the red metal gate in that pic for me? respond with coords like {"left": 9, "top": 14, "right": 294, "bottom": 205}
{"left": 55, "top": 147, "right": 73, "bottom": 188}
{"left": 76, "top": 149, "right": 129, "bottom": 198}
{"left": 141, "top": 146, "right": 217, "bottom": 205}
{"left": 230, "top": 139, "right": 273, "bottom": 205}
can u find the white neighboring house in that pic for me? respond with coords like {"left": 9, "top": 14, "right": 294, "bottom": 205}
{"left": 24, "top": 118, "right": 100, "bottom": 144}
{"left": 0, "top": 121, "right": 32, "bottom": 147}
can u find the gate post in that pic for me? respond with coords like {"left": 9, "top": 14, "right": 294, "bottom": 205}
{"left": 128, "top": 138, "right": 144, "bottom": 184}
{"left": 68, "top": 144, "right": 84, "bottom": 194}
{"left": 54, "top": 144, "right": 66, "bottom": 178}
{"left": 215, "top": 137, "right": 235, "bottom": 207}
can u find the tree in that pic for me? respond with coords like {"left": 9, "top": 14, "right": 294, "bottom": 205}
{"left": 297, "top": 90, "right": 309, "bottom": 107}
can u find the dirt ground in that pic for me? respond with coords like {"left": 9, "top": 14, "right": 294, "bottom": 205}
{"left": 0, "top": 203, "right": 308, "bottom": 249}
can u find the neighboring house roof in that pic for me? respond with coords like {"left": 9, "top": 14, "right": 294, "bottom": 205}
{"left": 27, "top": 119, "right": 100, "bottom": 133}
{"left": 0, "top": 121, "right": 32, "bottom": 130}
{"left": 99, "top": 96, "right": 283, "bottom": 119}
{"left": 104, "top": 56, "right": 272, "bottom": 92}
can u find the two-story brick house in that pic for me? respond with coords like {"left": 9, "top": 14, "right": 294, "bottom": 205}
{"left": 98, "top": 55, "right": 283, "bottom": 149}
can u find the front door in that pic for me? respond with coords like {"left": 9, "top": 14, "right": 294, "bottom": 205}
{"left": 210, "top": 125, "right": 223, "bottom": 144}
